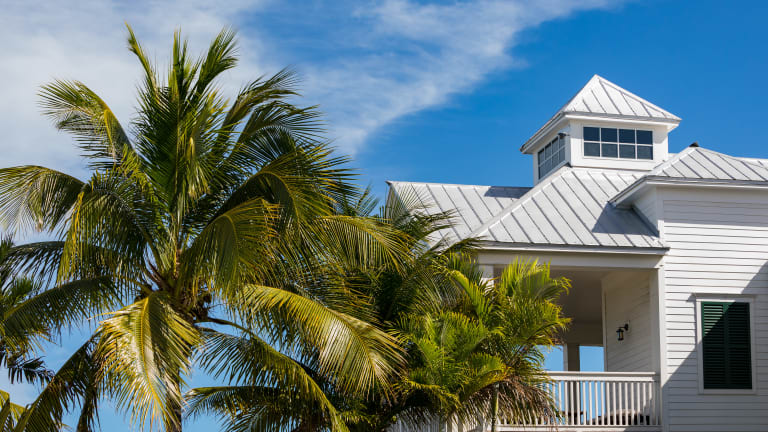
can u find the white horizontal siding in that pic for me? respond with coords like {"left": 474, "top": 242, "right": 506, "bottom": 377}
{"left": 660, "top": 189, "right": 768, "bottom": 432}
{"left": 604, "top": 272, "right": 652, "bottom": 372}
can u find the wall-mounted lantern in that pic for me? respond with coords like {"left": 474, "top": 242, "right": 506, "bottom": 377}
{"left": 616, "top": 323, "right": 629, "bottom": 341}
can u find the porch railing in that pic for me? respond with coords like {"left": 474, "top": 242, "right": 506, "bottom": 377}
{"left": 496, "top": 371, "right": 661, "bottom": 430}
{"left": 389, "top": 371, "right": 662, "bottom": 431}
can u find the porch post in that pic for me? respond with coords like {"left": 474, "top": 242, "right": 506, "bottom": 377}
{"left": 479, "top": 264, "right": 495, "bottom": 285}
{"left": 566, "top": 343, "right": 580, "bottom": 371}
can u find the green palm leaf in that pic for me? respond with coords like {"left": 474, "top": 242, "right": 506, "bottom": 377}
{"left": 238, "top": 285, "right": 402, "bottom": 397}
{"left": 96, "top": 293, "right": 200, "bottom": 430}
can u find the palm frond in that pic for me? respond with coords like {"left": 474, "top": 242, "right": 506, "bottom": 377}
{"left": 17, "top": 338, "right": 99, "bottom": 432}
{"left": 238, "top": 285, "right": 403, "bottom": 397}
{"left": 39, "top": 80, "right": 134, "bottom": 170}
{"left": 95, "top": 293, "right": 200, "bottom": 430}
{"left": 0, "top": 166, "right": 83, "bottom": 234}
{"left": 1, "top": 277, "right": 119, "bottom": 352}
{"left": 191, "top": 328, "right": 348, "bottom": 432}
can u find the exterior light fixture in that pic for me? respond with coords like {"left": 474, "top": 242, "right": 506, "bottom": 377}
{"left": 616, "top": 323, "right": 629, "bottom": 341}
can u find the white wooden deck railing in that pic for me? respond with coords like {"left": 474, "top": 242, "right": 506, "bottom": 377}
{"left": 390, "top": 371, "right": 662, "bottom": 432}
{"left": 496, "top": 371, "right": 661, "bottom": 430}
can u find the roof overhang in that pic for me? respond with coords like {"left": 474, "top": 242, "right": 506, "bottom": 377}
{"left": 611, "top": 176, "right": 768, "bottom": 208}
{"left": 477, "top": 243, "right": 667, "bottom": 270}
{"left": 520, "top": 113, "right": 681, "bottom": 154}
{"left": 478, "top": 241, "right": 668, "bottom": 255}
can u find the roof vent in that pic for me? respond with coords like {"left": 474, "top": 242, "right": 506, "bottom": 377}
{"left": 689, "top": 141, "right": 699, "bottom": 148}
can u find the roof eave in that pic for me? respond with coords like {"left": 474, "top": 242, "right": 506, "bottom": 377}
{"left": 520, "top": 113, "right": 566, "bottom": 153}
{"left": 612, "top": 176, "right": 768, "bottom": 208}
{"left": 478, "top": 241, "right": 669, "bottom": 255}
{"left": 520, "top": 113, "right": 681, "bottom": 154}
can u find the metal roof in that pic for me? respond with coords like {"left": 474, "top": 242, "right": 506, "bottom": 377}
{"left": 611, "top": 147, "right": 768, "bottom": 206}
{"left": 474, "top": 167, "right": 664, "bottom": 249}
{"left": 386, "top": 181, "right": 529, "bottom": 245}
{"left": 650, "top": 146, "right": 768, "bottom": 181}
{"left": 562, "top": 75, "right": 681, "bottom": 122}
{"left": 388, "top": 148, "right": 768, "bottom": 252}
{"left": 521, "top": 75, "right": 680, "bottom": 153}
{"left": 743, "top": 157, "right": 768, "bottom": 169}
{"left": 388, "top": 168, "right": 665, "bottom": 250}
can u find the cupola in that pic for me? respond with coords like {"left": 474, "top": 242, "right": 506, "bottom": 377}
{"left": 521, "top": 75, "right": 681, "bottom": 183}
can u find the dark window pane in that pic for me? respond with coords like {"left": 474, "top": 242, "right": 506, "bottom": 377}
{"left": 584, "top": 142, "right": 600, "bottom": 157}
{"left": 619, "top": 129, "right": 635, "bottom": 143}
{"left": 601, "top": 128, "right": 618, "bottom": 142}
{"left": 637, "top": 145, "right": 653, "bottom": 160}
{"left": 545, "top": 143, "right": 552, "bottom": 159}
{"left": 636, "top": 130, "right": 653, "bottom": 144}
{"left": 557, "top": 148, "right": 565, "bottom": 162}
{"left": 602, "top": 143, "right": 618, "bottom": 158}
{"left": 702, "top": 302, "right": 752, "bottom": 390}
{"left": 619, "top": 144, "right": 636, "bottom": 159}
{"left": 584, "top": 127, "right": 600, "bottom": 141}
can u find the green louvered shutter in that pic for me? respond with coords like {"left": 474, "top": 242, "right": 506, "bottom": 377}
{"left": 701, "top": 301, "right": 752, "bottom": 390}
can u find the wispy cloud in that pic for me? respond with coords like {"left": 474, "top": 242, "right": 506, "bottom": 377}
{"left": 0, "top": 0, "right": 270, "bottom": 174}
{"left": 302, "top": 0, "right": 620, "bottom": 153}
{"left": 0, "top": 0, "right": 620, "bottom": 169}
{"left": 0, "top": 0, "right": 624, "bottom": 407}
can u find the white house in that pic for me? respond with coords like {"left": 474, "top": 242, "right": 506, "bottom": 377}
{"left": 387, "top": 75, "right": 768, "bottom": 432}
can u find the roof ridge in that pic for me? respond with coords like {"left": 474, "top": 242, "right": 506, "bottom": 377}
{"left": 596, "top": 76, "right": 680, "bottom": 121}
{"left": 386, "top": 180, "right": 531, "bottom": 189}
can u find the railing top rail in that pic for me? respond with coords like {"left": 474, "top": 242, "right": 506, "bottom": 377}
{"left": 546, "top": 371, "right": 660, "bottom": 381}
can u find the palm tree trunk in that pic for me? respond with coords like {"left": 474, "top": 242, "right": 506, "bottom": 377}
{"left": 490, "top": 383, "right": 499, "bottom": 432}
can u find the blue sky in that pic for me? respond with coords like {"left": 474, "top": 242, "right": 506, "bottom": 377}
{"left": 2, "top": 0, "right": 768, "bottom": 429}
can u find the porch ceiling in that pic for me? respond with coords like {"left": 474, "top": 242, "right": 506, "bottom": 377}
{"left": 552, "top": 269, "right": 605, "bottom": 346}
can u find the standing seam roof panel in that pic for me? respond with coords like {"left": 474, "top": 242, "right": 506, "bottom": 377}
{"left": 568, "top": 172, "right": 636, "bottom": 247}
{"left": 388, "top": 166, "right": 664, "bottom": 250}
{"left": 530, "top": 193, "right": 582, "bottom": 245}
{"left": 548, "top": 177, "right": 623, "bottom": 247}
{"left": 688, "top": 151, "right": 736, "bottom": 179}
{"left": 540, "top": 182, "right": 603, "bottom": 246}
{"left": 521, "top": 194, "right": 567, "bottom": 244}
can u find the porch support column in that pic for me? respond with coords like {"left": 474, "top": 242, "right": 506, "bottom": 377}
{"left": 479, "top": 264, "right": 495, "bottom": 286}
{"left": 565, "top": 343, "right": 580, "bottom": 371}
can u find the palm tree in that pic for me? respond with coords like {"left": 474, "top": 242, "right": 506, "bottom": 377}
{"left": 184, "top": 188, "right": 468, "bottom": 431}
{"left": 0, "top": 237, "right": 49, "bottom": 431}
{"left": 0, "top": 26, "right": 409, "bottom": 431}
{"left": 182, "top": 189, "right": 571, "bottom": 432}
{"left": 370, "top": 255, "right": 569, "bottom": 431}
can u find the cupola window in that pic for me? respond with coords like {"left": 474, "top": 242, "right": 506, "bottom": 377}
{"left": 583, "top": 127, "right": 653, "bottom": 160}
{"left": 537, "top": 135, "right": 565, "bottom": 178}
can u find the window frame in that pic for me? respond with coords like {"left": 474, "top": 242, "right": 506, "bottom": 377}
{"left": 694, "top": 295, "right": 757, "bottom": 395}
{"left": 537, "top": 134, "right": 566, "bottom": 179}
{"left": 582, "top": 126, "right": 655, "bottom": 161}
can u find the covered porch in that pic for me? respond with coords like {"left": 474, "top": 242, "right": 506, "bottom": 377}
{"left": 478, "top": 249, "right": 665, "bottom": 431}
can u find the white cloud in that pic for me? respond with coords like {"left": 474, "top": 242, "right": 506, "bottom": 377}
{"left": 0, "top": 0, "right": 270, "bottom": 176}
{"left": 0, "top": 0, "right": 625, "bottom": 175}
{"left": 301, "top": 0, "right": 622, "bottom": 153}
